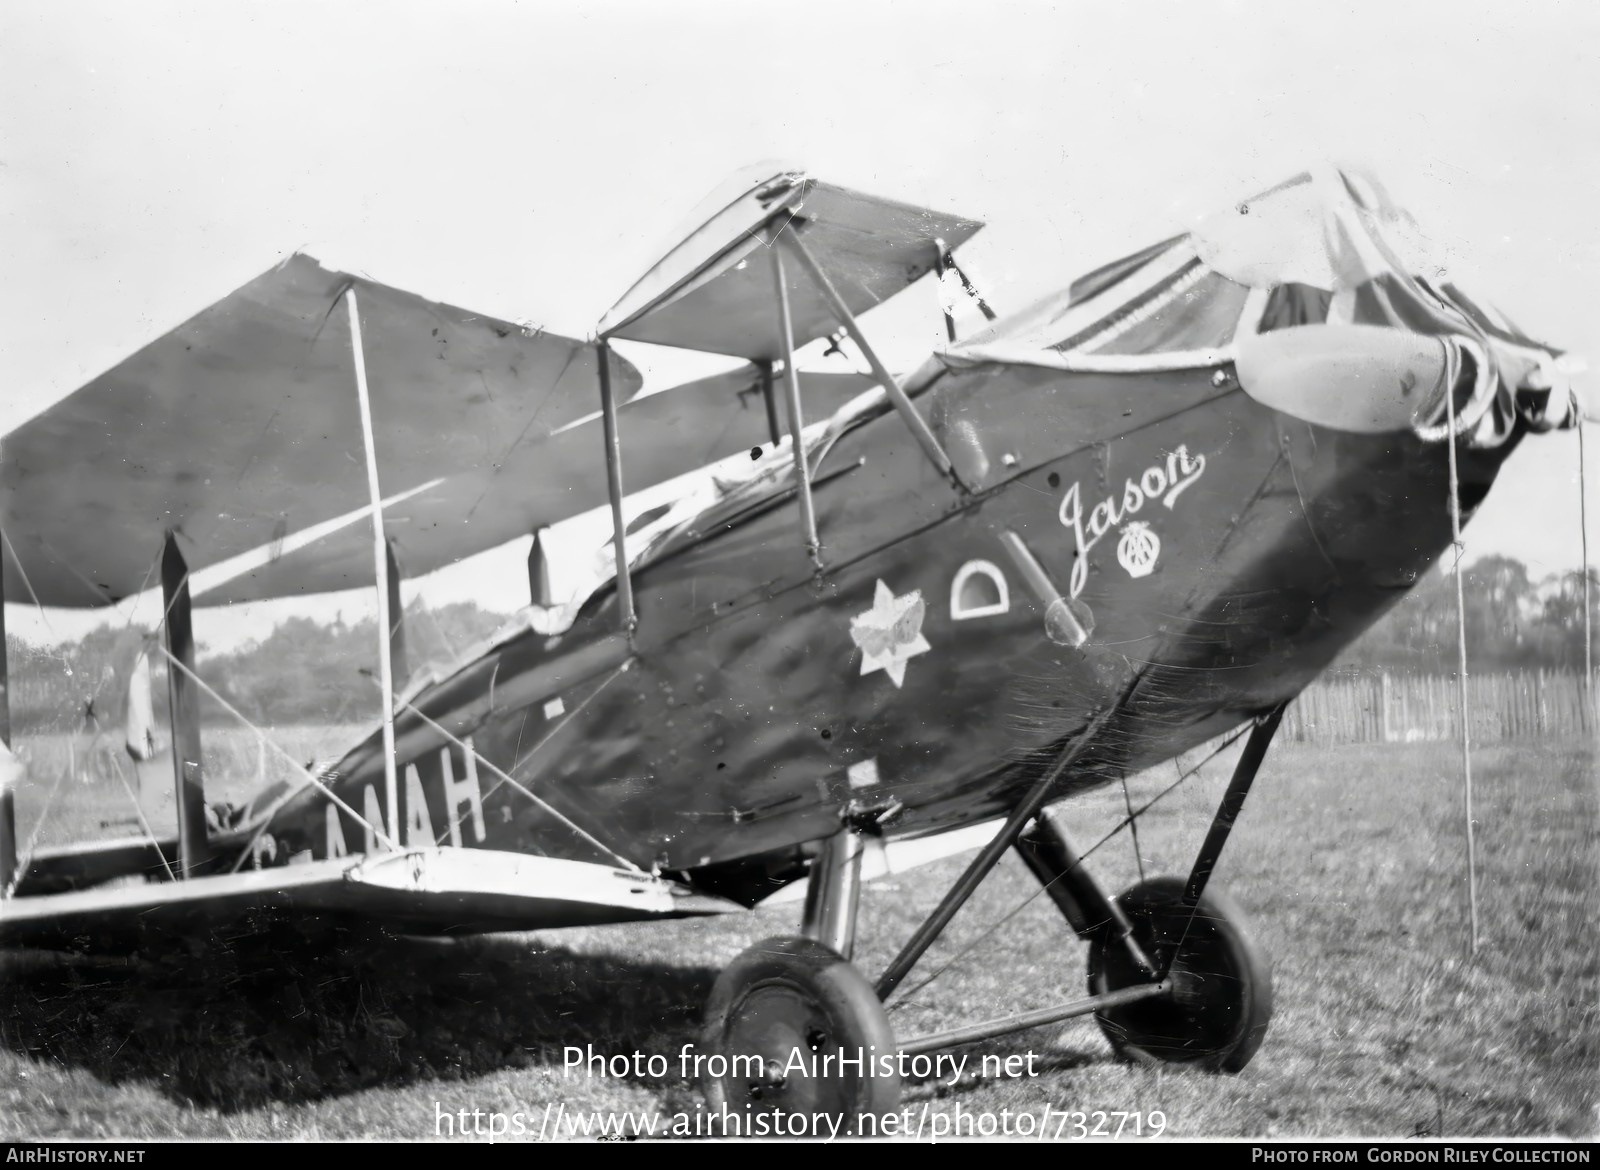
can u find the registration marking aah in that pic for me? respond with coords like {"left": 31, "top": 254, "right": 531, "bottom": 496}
{"left": 1058, "top": 445, "right": 1206, "bottom": 597}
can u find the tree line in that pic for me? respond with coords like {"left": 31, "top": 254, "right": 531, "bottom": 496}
{"left": 5, "top": 600, "right": 510, "bottom": 733}
{"left": 1331, "top": 556, "right": 1597, "bottom": 676}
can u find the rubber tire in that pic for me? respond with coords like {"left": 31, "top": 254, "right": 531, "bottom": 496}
{"left": 1086, "top": 875, "right": 1273, "bottom": 1073}
{"left": 700, "top": 936, "right": 900, "bottom": 1134}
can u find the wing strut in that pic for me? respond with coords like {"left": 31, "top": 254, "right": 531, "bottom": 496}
{"left": 596, "top": 340, "right": 636, "bottom": 633}
{"left": 770, "top": 244, "right": 824, "bottom": 572}
{"left": 386, "top": 540, "right": 409, "bottom": 689}
{"left": 757, "top": 360, "right": 783, "bottom": 448}
{"left": 778, "top": 231, "right": 961, "bottom": 491}
{"left": 933, "top": 240, "right": 957, "bottom": 343}
{"left": 161, "top": 533, "right": 209, "bottom": 877}
{"left": 346, "top": 288, "right": 400, "bottom": 844}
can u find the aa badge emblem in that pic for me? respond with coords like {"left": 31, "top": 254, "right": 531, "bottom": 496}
{"left": 1117, "top": 521, "right": 1160, "bottom": 579}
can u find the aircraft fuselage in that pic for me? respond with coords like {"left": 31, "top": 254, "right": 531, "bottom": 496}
{"left": 257, "top": 356, "right": 1518, "bottom": 906}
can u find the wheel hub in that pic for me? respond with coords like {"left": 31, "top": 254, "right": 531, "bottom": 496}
{"left": 699, "top": 935, "right": 902, "bottom": 1132}
{"left": 1087, "top": 876, "right": 1273, "bottom": 1073}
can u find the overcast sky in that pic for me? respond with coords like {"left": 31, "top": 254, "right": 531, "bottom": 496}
{"left": 2, "top": 0, "right": 1596, "bottom": 650}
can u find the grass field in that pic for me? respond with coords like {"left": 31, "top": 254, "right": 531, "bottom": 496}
{"left": 1, "top": 735, "right": 1594, "bottom": 1141}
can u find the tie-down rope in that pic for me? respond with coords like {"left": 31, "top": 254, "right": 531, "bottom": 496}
{"left": 1445, "top": 374, "right": 1479, "bottom": 952}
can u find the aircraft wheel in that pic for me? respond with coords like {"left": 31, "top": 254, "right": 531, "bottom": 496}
{"left": 1086, "top": 875, "right": 1273, "bottom": 1073}
{"left": 700, "top": 936, "right": 900, "bottom": 1133}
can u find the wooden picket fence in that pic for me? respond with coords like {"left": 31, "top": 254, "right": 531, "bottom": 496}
{"left": 1282, "top": 671, "right": 1598, "bottom": 746}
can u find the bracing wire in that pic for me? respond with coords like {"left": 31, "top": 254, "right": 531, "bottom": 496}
{"left": 382, "top": 679, "right": 644, "bottom": 874}
{"left": 885, "top": 724, "right": 1252, "bottom": 1015}
{"left": 5, "top": 758, "right": 70, "bottom": 896}
{"left": 0, "top": 531, "right": 162, "bottom": 877}
{"left": 431, "top": 659, "right": 631, "bottom": 847}
{"left": 1119, "top": 772, "right": 1146, "bottom": 885}
{"left": 147, "top": 643, "right": 400, "bottom": 863}
{"left": 0, "top": 529, "right": 52, "bottom": 638}
{"left": 108, "top": 754, "right": 178, "bottom": 885}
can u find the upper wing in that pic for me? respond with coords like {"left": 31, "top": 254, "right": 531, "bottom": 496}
{"left": 598, "top": 167, "right": 983, "bottom": 359}
{"left": 1, "top": 253, "right": 641, "bottom": 608}
{"left": 5, "top": 168, "right": 968, "bottom": 610}
{"left": 192, "top": 364, "right": 876, "bottom": 604}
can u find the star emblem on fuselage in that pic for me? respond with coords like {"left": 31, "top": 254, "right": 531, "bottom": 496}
{"left": 849, "top": 579, "right": 931, "bottom": 688}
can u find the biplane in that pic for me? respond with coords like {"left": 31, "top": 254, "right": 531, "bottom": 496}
{"left": 0, "top": 165, "right": 1581, "bottom": 1126}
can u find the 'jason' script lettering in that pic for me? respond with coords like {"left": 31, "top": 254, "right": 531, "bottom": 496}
{"left": 1057, "top": 446, "right": 1207, "bottom": 597}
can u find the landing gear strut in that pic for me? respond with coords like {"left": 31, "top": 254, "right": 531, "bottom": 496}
{"left": 697, "top": 703, "right": 1287, "bottom": 1129}
{"left": 699, "top": 826, "right": 899, "bottom": 1133}
{"left": 1074, "top": 704, "right": 1287, "bottom": 1070}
